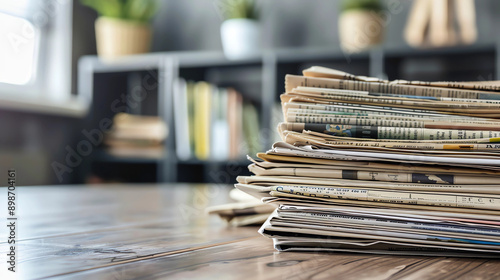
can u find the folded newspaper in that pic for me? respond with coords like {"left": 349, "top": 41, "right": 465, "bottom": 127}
{"left": 235, "top": 66, "right": 500, "bottom": 257}
{"left": 206, "top": 188, "right": 274, "bottom": 226}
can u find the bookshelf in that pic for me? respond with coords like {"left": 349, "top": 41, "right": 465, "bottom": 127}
{"left": 78, "top": 43, "right": 497, "bottom": 183}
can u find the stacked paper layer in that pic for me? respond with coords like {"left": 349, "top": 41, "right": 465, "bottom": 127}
{"left": 235, "top": 66, "right": 500, "bottom": 257}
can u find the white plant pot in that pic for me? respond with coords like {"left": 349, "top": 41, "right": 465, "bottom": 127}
{"left": 95, "top": 17, "right": 152, "bottom": 59}
{"left": 221, "top": 19, "right": 260, "bottom": 60}
{"left": 339, "top": 10, "right": 384, "bottom": 53}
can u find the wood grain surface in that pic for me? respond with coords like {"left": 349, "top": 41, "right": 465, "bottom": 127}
{"left": 1, "top": 184, "right": 500, "bottom": 280}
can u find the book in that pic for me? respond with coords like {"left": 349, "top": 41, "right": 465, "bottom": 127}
{"left": 211, "top": 88, "right": 230, "bottom": 161}
{"left": 194, "top": 81, "right": 212, "bottom": 160}
{"left": 173, "top": 78, "right": 191, "bottom": 160}
{"left": 242, "top": 103, "right": 262, "bottom": 157}
{"left": 187, "top": 82, "right": 196, "bottom": 156}
{"left": 227, "top": 88, "right": 244, "bottom": 159}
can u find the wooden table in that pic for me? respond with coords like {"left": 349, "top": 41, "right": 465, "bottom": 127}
{"left": 2, "top": 184, "right": 500, "bottom": 280}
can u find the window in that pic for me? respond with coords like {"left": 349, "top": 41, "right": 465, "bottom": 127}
{"left": 0, "top": 0, "right": 88, "bottom": 116}
{"left": 0, "top": 12, "right": 37, "bottom": 85}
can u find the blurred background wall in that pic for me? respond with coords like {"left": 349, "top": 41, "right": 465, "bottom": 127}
{"left": 74, "top": 0, "right": 500, "bottom": 53}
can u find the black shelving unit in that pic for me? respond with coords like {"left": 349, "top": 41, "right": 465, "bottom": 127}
{"left": 77, "top": 44, "right": 498, "bottom": 183}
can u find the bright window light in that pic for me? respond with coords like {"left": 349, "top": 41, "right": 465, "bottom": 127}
{"left": 0, "top": 12, "right": 36, "bottom": 85}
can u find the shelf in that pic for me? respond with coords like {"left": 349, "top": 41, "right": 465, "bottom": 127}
{"left": 79, "top": 51, "right": 264, "bottom": 74}
{"left": 382, "top": 43, "right": 496, "bottom": 58}
{"left": 93, "top": 148, "right": 164, "bottom": 164}
{"left": 79, "top": 53, "right": 165, "bottom": 73}
{"left": 93, "top": 147, "right": 250, "bottom": 166}
{"left": 274, "top": 46, "right": 370, "bottom": 63}
{"left": 173, "top": 51, "right": 263, "bottom": 68}
{"left": 80, "top": 43, "right": 498, "bottom": 74}
{"left": 177, "top": 158, "right": 250, "bottom": 166}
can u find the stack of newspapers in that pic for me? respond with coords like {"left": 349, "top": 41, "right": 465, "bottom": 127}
{"left": 235, "top": 66, "right": 500, "bottom": 257}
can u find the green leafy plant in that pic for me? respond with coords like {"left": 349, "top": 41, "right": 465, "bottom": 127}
{"left": 80, "top": 0, "right": 159, "bottom": 23}
{"left": 341, "top": 0, "right": 383, "bottom": 12}
{"left": 218, "top": 0, "right": 259, "bottom": 20}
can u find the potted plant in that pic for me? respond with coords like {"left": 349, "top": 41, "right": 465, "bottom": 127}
{"left": 338, "top": 0, "right": 384, "bottom": 53}
{"left": 81, "top": 0, "right": 159, "bottom": 58}
{"left": 218, "top": 0, "right": 260, "bottom": 59}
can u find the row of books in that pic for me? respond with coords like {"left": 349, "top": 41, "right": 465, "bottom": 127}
{"left": 232, "top": 66, "right": 500, "bottom": 257}
{"left": 173, "top": 79, "right": 261, "bottom": 161}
